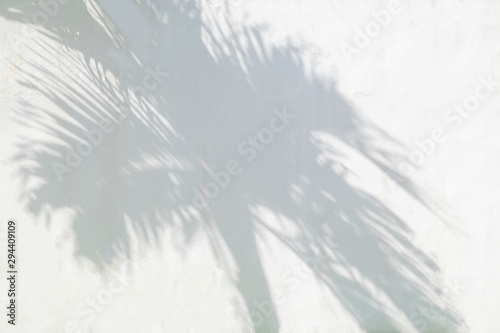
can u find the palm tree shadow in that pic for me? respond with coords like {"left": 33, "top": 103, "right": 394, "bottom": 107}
{"left": 3, "top": 0, "right": 465, "bottom": 332}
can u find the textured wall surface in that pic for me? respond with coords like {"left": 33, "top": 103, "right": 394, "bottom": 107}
{"left": 0, "top": 0, "right": 499, "bottom": 332}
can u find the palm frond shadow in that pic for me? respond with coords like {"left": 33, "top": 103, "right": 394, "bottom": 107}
{"left": 3, "top": 0, "right": 465, "bottom": 331}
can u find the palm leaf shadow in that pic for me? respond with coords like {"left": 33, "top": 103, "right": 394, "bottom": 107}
{"left": 2, "top": 0, "right": 465, "bottom": 332}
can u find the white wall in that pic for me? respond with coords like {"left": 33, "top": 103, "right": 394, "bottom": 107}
{"left": 0, "top": 0, "right": 499, "bottom": 332}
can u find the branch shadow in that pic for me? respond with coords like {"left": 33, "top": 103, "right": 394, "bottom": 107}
{"left": 2, "top": 0, "right": 465, "bottom": 332}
